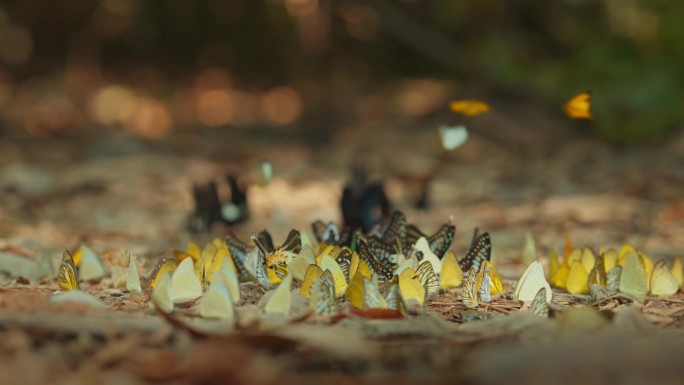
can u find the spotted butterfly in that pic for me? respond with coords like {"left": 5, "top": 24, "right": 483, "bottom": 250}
{"left": 459, "top": 232, "right": 491, "bottom": 273}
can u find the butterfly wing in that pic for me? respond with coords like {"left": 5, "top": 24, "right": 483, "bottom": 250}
{"left": 529, "top": 288, "right": 549, "bottom": 318}
{"left": 564, "top": 91, "right": 592, "bottom": 119}
{"left": 416, "top": 260, "right": 439, "bottom": 296}
{"left": 461, "top": 267, "right": 478, "bottom": 309}
{"left": 358, "top": 240, "right": 394, "bottom": 281}
{"left": 225, "top": 232, "right": 253, "bottom": 282}
{"left": 459, "top": 232, "right": 492, "bottom": 273}
{"left": 310, "top": 270, "right": 336, "bottom": 315}
{"left": 58, "top": 251, "right": 79, "bottom": 291}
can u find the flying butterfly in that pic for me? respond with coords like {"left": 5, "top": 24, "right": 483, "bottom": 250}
{"left": 58, "top": 250, "right": 79, "bottom": 291}
{"left": 449, "top": 99, "right": 491, "bottom": 117}
{"left": 564, "top": 91, "right": 592, "bottom": 119}
{"left": 459, "top": 232, "right": 492, "bottom": 273}
{"left": 438, "top": 125, "right": 469, "bottom": 151}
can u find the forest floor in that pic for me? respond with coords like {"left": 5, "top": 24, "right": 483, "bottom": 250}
{"left": 1, "top": 113, "right": 684, "bottom": 384}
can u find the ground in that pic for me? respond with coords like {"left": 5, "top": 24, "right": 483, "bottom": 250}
{"left": 1, "top": 115, "right": 684, "bottom": 384}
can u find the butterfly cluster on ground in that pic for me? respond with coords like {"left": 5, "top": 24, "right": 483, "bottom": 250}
{"left": 56, "top": 214, "right": 681, "bottom": 324}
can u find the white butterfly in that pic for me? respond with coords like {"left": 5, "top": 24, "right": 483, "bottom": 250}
{"left": 126, "top": 253, "right": 142, "bottom": 293}
{"left": 171, "top": 257, "right": 203, "bottom": 304}
{"left": 199, "top": 277, "right": 235, "bottom": 321}
{"left": 514, "top": 261, "right": 552, "bottom": 303}
{"left": 438, "top": 125, "right": 468, "bottom": 151}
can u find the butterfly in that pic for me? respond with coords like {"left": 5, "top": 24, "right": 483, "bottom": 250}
{"left": 477, "top": 263, "right": 492, "bottom": 303}
{"left": 309, "top": 270, "right": 336, "bottom": 315}
{"left": 381, "top": 211, "right": 407, "bottom": 243}
{"left": 439, "top": 251, "right": 463, "bottom": 290}
{"left": 566, "top": 261, "right": 589, "bottom": 295}
{"left": 214, "top": 260, "right": 241, "bottom": 303}
{"left": 149, "top": 257, "right": 179, "bottom": 289}
{"left": 398, "top": 267, "right": 426, "bottom": 311}
{"left": 199, "top": 275, "right": 236, "bottom": 321}
{"left": 672, "top": 257, "right": 684, "bottom": 287}
{"left": 334, "top": 247, "right": 359, "bottom": 282}
{"left": 477, "top": 260, "right": 504, "bottom": 295}
{"left": 438, "top": 125, "right": 469, "bottom": 151}
{"left": 151, "top": 271, "right": 174, "bottom": 313}
{"left": 461, "top": 267, "right": 478, "bottom": 309}
{"left": 529, "top": 288, "right": 549, "bottom": 318}
{"left": 384, "top": 282, "right": 403, "bottom": 312}
{"left": 406, "top": 222, "right": 455, "bottom": 259}
{"left": 363, "top": 277, "right": 388, "bottom": 309}
{"left": 459, "top": 232, "right": 491, "bottom": 273}
{"left": 264, "top": 274, "right": 293, "bottom": 316}
{"left": 366, "top": 235, "right": 400, "bottom": 270}
{"left": 171, "top": 257, "right": 203, "bottom": 304}
{"left": 513, "top": 261, "right": 552, "bottom": 303}
{"left": 587, "top": 253, "right": 607, "bottom": 288}
{"left": 77, "top": 244, "right": 108, "bottom": 281}
{"left": 606, "top": 266, "right": 622, "bottom": 293}
{"left": 225, "top": 232, "right": 254, "bottom": 282}
{"left": 126, "top": 253, "right": 142, "bottom": 293}
{"left": 449, "top": 99, "right": 491, "bottom": 117}
{"left": 312, "top": 220, "right": 341, "bottom": 245}
{"left": 416, "top": 260, "right": 439, "bottom": 296}
{"left": 650, "top": 260, "right": 679, "bottom": 298}
{"left": 58, "top": 250, "right": 79, "bottom": 291}
{"left": 357, "top": 239, "right": 394, "bottom": 281}
{"left": 409, "top": 237, "right": 442, "bottom": 274}
{"left": 618, "top": 250, "right": 648, "bottom": 301}
{"left": 563, "top": 91, "right": 592, "bottom": 119}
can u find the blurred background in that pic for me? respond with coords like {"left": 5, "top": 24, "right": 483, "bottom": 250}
{"left": 0, "top": 0, "right": 681, "bottom": 142}
{"left": 0, "top": 0, "right": 683, "bottom": 259}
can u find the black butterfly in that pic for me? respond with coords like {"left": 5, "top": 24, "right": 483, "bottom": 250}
{"left": 357, "top": 239, "right": 394, "bottom": 281}
{"left": 381, "top": 211, "right": 407, "bottom": 244}
{"left": 459, "top": 232, "right": 491, "bottom": 273}
{"left": 367, "top": 235, "right": 401, "bottom": 270}
{"left": 406, "top": 222, "right": 456, "bottom": 259}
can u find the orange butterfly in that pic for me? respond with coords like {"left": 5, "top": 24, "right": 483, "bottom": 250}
{"left": 449, "top": 100, "right": 490, "bottom": 117}
{"left": 564, "top": 91, "right": 592, "bottom": 119}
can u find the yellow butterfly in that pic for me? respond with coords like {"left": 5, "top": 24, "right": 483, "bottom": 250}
{"left": 151, "top": 271, "right": 174, "bottom": 313}
{"left": 563, "top": 91, "right": 592, "bottom": 119}
{"left": 529, "top": 287, "right": 549, "bottom": 318}
{"left": 58, "top": 251, "right": 79, "bottom": 291}
{"left": 618, "top": 251, "right": 647, "bottom": 301}
{"left": 149, "top": 257, "right": 179, "bottom": 289}
{"left": 587, "top": 253, "right": 607, "bottom": 288}
{"left": 672, "top": 257, "right": 684, "bottom": 287}
{"left": 214, "top": 259, "right": 241, "bottom": 303}
{"left": 309, "top": 270, "right": 336, "bottom": 315}
{"left": 344, "top": 266, "right": 366, "bottom": 309}
{"left": 199, "top": 276, "right": 236, "bottom": 321}
{"left": 477, "top": 260, "right": 504, "bottom": 295}
{"left": 580, "top": 248, "right": 596, "bottom": 273}
{"left": 439, "top": 251, "right": 463, "bottom": 290}
{"left": 126, "top": 253, "right": 142, "bottom": 293}
{"left": 548, "top": 248, "right": 560, "bottom": 287}
{"left": 514, "top": 261, "right": 552, "bottom": 303}
{"left": 264, "top": 274, "right": 293, "bottom": 316}
{"left": 566, "top": 260, "right": 589, "bottom": 295}
{"left": 449, "top": 99, "right": 491, "bottom": 117}
{"left": 603, "top": 248, "right": 618, "bottom": 272}
{"left": 461, "top": 267, "right": 478, "bottom": 309}
{"left": 398, "top": 267, "right": 426, "bottom": 310}
{"left": 650, "top": 260, "right": 679, "bottom": 298}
